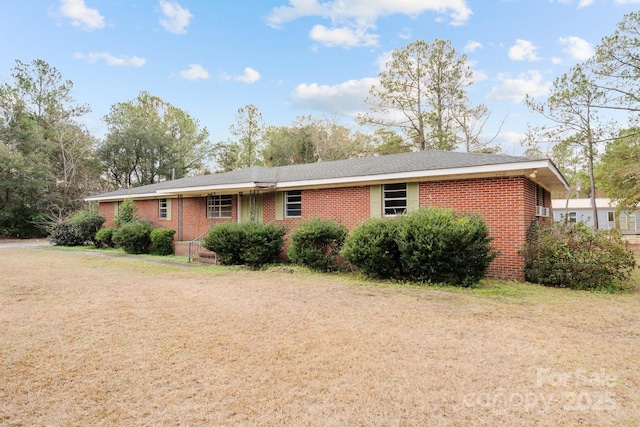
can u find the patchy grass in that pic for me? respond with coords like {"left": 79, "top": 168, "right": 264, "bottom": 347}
{"left": 1, "top": 248, "right": 639, "bottom": 426}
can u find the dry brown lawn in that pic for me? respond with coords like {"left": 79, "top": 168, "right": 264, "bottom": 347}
{"left": 1, "top": 248, "right": 639, "bottom": 426}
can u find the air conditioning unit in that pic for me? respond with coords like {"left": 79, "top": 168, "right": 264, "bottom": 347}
{"left": 535, "top": 206, "right": 550, "bottom": 217}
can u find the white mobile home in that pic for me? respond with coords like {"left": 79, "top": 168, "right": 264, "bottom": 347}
{"left": 552, "top": 198, "right": 640, "bottom": 234}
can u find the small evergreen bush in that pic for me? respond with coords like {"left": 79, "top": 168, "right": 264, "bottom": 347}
{"left": 521, "top": 220, "right": 636, "bottom": 291}
{"left": 50, "top": 223, "right": 85, "bottom": 246}
{"left": 203, "top": 222, "right": 286, "bottom": 267}
{"left": 150, "top": 228, "right": 176, "bottom": 256}
{"left": 67, "top": 210, "right": 106, "bottom": 246}
{"left": 342, "top": 218, "right": 402, "bottom": 279}
{"left": 49, "top": 210, "right": 105, "bottom": 246}
{"left": 112, "top": 220, "right": 155, "bottom": 254}
{"left": 203, "top": 222, "right": 245, "bottom": 265}
{"left": 239, "top": 222, "right": 286, "bottom": 268}
{"left": 95, "top": 227, "right": 116, "bottom": 248}
{"left": 115, "top": 199, "right": 137, "bottom": 227}
{"left": 396, "top": 208, "right": 498, "bottom": 286}
{"left": 287, "top": 218, "right": 348, "bottom": 272}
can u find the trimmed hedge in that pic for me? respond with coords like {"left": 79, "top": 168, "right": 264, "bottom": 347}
{"left": 287, "top": 218, "right": 348, "bottom": 272}
{"left": 150, "top": 228, "right": 176, "bottom": 256}
{"left": 396, "top": 208, "right": 498, "bottom": 286}
{"left": 341, "top": 218, "right": 401, "bottom": 279}
{"left": 203, "top": 222, "right": 286, "bottom": 268}
{"left": 521, "top": 220, "right": 636, "bottom": 290}
{"left": 342, "top": 207, "right": 498, "bottom": 286}
{"left": 112, "top": 220, "right": 155, "bottom": 254}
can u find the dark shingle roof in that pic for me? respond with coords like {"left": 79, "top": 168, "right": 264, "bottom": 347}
{"left": 86, "top": 150, "right": 559, "bottom": 200}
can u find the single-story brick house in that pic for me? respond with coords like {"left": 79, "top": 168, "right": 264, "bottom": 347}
{"left": 85, "top": 150, "right": 568, "bottom": 280}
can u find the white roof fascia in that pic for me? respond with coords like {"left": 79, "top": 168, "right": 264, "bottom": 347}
{"left": 84, "top": 192, "right": 158, "bottom": 202}
{"left": 275, "top": 160, "right": 557, "bottom": 189}
{"left": 155, "top": 182, "right": 259, "bottom": 195}
{"left": 546, "top": 160, "right": 569, "bottom": 190}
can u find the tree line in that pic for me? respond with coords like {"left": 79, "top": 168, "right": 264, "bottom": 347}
{"left": 1, "top": 12, "right": 640, "bottom": 237}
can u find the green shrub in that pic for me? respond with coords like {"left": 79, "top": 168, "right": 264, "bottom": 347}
{"left": 67, "top": 210, "right": 106, "bottom": 246}
{"left": 50, "top": 223, "right": 85, "bottom": 246}
{"left": 95, "top": 227, "right": 116, "bottom": 248}
{"left": 238, "top": 222, "right": 286, "bottom": 268}
{"left": 203, "top": 222, "right": 244, "bottom": 265}
{"left": 49, "top": 210, "right": 105, "bottom": 247}
{"left": 521, "top": 221, "right": 636, "bottom": 291}
{"left": 287, "top": 218, "right": 348, "bottom": 272}
{"left": 112, "top": 221, "right": 155, "bottom": 254}
{"left": 342, "top": 218, "right": 402, "bottom": 279}
{"left": 203, "top": 222, "right": 286, "bottom": 267}
{"left": 150, "top": 228, "right": 176, "bottom": 256}
{"left": 395, "top": 207, "right": 498, "bottom": 286}
{"left": 115, "top": 199, "right": 137, "bottom": 227}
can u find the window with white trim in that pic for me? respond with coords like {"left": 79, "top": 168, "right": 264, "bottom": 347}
{"left": 207, "top": 195, "right": 232, "bottom": 218}
{"left": 158, "top": 198, "right": 169, "bottom": 219}
{"left": 383, "top": 183, "right": 407, "bottom": 216}
{"left": 568, "top": 212, "right": 577, "bottom": 223}
{"left": 285, "top": 190, "right": 302, "bottom": 218}
{"left": 608, "top": 211, "right": 615, "bottom": 222}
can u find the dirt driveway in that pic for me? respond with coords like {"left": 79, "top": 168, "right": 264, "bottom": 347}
{"left": 1, "top": 248, "right": 639, "bottom": 426}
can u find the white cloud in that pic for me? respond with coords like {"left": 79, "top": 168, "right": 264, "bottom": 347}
{"left": 554, "top": 0, "right": 594, "bottom": 6}
{"left": 179, "top": 64, "right": 210, "bottom": 80}
{"left": 559, "top": 36, "right": 594, "bottom": 61}
{"left": 508, "top": 39, "right": 540, "bottom": 61}
{"left": 614, "top": 0, "right": 640, "bottom": 3}
{"left": 375, "top": 50, "right": 394, "bottom": 72}
{"left": 309, "top": 24, "right": 379, "bottom": 47}
{"left": 159, "top": 0, "right": 192, "bottom": 34}
{"left": 465, "top": 40, "right": 482, "bottom": 53}
{"left": 58, "top": 0, "right": 105, "bottom": 30}
{"left": 551, "top": 57, "right": 563, "bottom": 65}
{"left": 221, "top": 67, "right": 261, "bottom": 84}
{"left": 291, "top": 78, "right": 377, "bottom": 114}
{"left": 74, "top": 52, "right": 145, "bottom": 67}
{"left": 486, "top": 70, "right": 551, "bottom": 103}
{"left": 236, "top": 67, "right": 261, "bottom": 84}
{"left": 266, "top": 0, "right": 472, "bottom": 47}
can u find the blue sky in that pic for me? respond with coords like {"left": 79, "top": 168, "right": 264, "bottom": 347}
{"left": 1, "top": 0, "right": 639, "bottom": 154}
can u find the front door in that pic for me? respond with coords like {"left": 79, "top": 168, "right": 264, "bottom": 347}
{"left": 240, "top": 192, "right": 263, "bottom": 223}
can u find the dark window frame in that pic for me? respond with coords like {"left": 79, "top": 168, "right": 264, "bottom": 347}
{"left": 383, "top": 183, "right": 407, "bottom": 216}
{"left": 285, "top": 190, "right": 302, "bottom": 218}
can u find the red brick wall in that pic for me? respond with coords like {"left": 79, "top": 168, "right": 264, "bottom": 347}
{"left": 97, "top": 196, "right": 238, "bottom": 242}
{"left": 98, "top": 177, "right": 550, "bottom": 281}
{"left": 417, "top": 177, "right": 538, "bottom": 280}
{"left": 263, "top": 186, "right": 370, "bottom": 229}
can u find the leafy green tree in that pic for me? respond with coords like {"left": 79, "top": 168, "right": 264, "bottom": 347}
{"left": 372, "top": 129, "right": 414, "bottom": 155}
{"left": 98, "top": 91, "right": 212, "bottom": 187}
{"left": 0, "top": 59, "right": 98, "bottom": 235}
{"left": 526, "top": 65, "right": 609, "bottom": 229}
{"left": 230, "top": 104, "right": 264, "bottom": 168}
{"left": 590, "top": 11, "right": 640, "bottom": 113}
{"left": 262, "top": 122, "right": 317, "bottom": 167}
{"left": 212, "top": 140, "right": 240, "bottom": 172}
{"left": 262, "top": 115, "right": 372, "bottom": 167}
{"left": 358, "top": 39, "right": 474, "bottom": 151}
{"left": 597, "top": 128, "right": 640, "bottom": 211}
